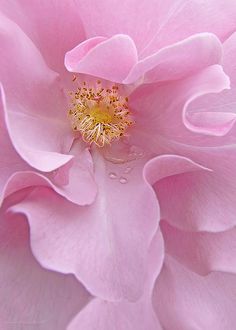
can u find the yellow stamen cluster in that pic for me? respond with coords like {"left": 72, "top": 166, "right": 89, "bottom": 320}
{"left": 68, "top": 80, "right": 133, "bottom": 147}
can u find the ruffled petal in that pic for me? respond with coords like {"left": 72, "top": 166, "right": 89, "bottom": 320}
{"left": 144, "top": 154, "right": 211, "bottom": 186}
{"left": 46, "top": 143, "right": 97, "bottom": 205}
{"left": 129, "top": 65, "right": 230, "bottom": 152}
{"left": 0, "top": 85, "right": 29, "bottom": 203}
{"left": 68, "top": 230, "right": 164, "bottom": 330}
{"left": 75, "top": 0, "right": 169, "bottom": 53}
{"left": 154, "top": 145, "right": 236, "bottom": 232}
{"left": 154, "top": 256, "right": 236, "bottom": 330}
{"left": 140, "top": 0, "right": 236, "bottom": 57}
{"left": 0, "top": 197, "right": 90, "bottom": 330}
{"left": 0, "top": 13, "right": 73, "bottom": 171}
{"left": 0, "top": 85, "right": 96, "bottom": 206}
{"left": 124, "top": 33, "right": 222, "bottom": 84}
{"left": 0, "top": 0, "right": 85, "bottom": 75}
{"left": 65, "top": 34, "right": 138, "bottom": 83}
{"left": 11, "top": 152, "right": 159, "bottom": 301}
{"left": 186, "top": 31, "right": 236, "bottom": 144}
{"left": 76, "top": 0, "right": 236, "bottom": 56}
{"left": 161, "top": 220, "right": 236, "bottom": 275}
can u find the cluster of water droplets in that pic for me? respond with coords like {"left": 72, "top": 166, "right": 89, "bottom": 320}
{"left": 109, "top": 167, "right": 132, "bottom": 184}
{"left": 107, "top": 144, "right": 144, "bottom": 184}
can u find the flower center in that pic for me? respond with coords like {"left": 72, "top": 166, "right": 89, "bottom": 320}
{"left": 89, "top": 106, "right": 113, "bottom": 124}
{"left": 68, "top": 80, "right": 133, "bottom": 147}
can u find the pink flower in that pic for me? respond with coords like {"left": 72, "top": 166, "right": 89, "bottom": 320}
{"left": 1, "top": 0, "right": 236, "bottom": 328}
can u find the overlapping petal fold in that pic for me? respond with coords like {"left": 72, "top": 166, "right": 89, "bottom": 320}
{"left": 143, "top": 154, "right": 211, "bottom": 186}
{"left": 0, "top": 194, "right": 91, "bottom": 330}
{"left": 1, "top": 1, "right": 236, "bottom": 327}
{"left": 68, "top": 230, "right": 164, "bottom": 330}
{"left": 11, "top": 152, "right": 159, "bottom": 301}
{"left": 129, "top": 64, "right": 231, "bottom": 150}
{"left": 0, "top": 13, "right": 72, "bottom": 172}
{"left": 161, "top": 220, "right": 236, "bottom": 275}
{"left": 186, "top": 31, "right": 236, "bottom": 144}
{"left": 139, "top": 0, "right": 236, "bottom": 57}
{"left": 124, "top": 33, "right": 222, "bottom": 84}
{"left": 0, "top": 0, "right": 86, "bottom": 75}
{"left": 76, "top": 0, "right": 236, "bottom": 56}
{"left": 0, "top": 85, "right": 29, "bottom": 203}
{"left": 154, "top": 145, "right": 236, "bottom": 232}
{"left": 65, "top": 34, "right": 138, "bottom": 83}
{"left": 0, "top": 85, "right": 97, "bottom": 206}
{"left": 154, "top": 256, "right": 236, "bottom": 330}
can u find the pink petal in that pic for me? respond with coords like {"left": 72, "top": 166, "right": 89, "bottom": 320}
{"left": 68, "top": 295, "right": 162, "bottom": 330}
{"left": 11, "top": 152, "right": 159, "bottom": 301}
{"left": 154, "top": 256, "right": 236, "bottom": 330}
{"left": 124, "top": 33, "right": 222, "bottom": 84}
{"left": 186, "top": 31, "right": 236, "bottom": 143}
{"left": 144, "top": 154, "right": 211, "bottom": 187}
{"left": 65, "top": 34, "right": 138, "bottom": 83}
{"left": 75, "top": 0, "right": 171, "bottom": 53}
{"left": 0, "top": 0, "right": 86, "bottom": 75}
{"left": 181, "top": 67, "right": 233, "bottom": 137}
{"left": 154, "top": 145, "right": 236, "bottom": 232}
{"left": 223, "top": 32, "right": 236, "bottom": 87}
{"left": 46, "top": 143, "right": 97, "bottom": 205}
{"left": 143, "top": 153, "right": 236, "bottom": 232}
{"left": 65, "top": 36, "right": 107, "bottom": 70}
{"left": 76, "top": 0, "right": 236, "bottom": 57}
{"left": 4, "top": 165, "right": 96, "bottom": 207}
{"left": 127, "top": 55, "right": 236, "bottom": 233}
{"left": 140, "top": 0, "right": 236, "bottom": 57}
{"left": 129, "top": 64, "right": 230, "bottom": 152}
{"left": 161, "top": 220, "right": 236, "bottom": 275}
{"left": 0, "top": 13, "right": 72, "bottom": 171}
{"left": 0, "top": 85, "right": 96, "bottom": 206}
{"left": 0, "top": 85, "right": 30, "bottom": 202}
{"left": 0, "top": 197, "right": 90, "bottom": 330}
{"left": 185, "top": 111, "right": 236, "bottom": 136}
{"left": 68, "top": 230, "right": 164, "bottom": 330}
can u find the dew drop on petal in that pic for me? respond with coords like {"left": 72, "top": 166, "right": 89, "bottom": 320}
{"left": 124, "top": 166, "right": 132, "bottom": 174}
{"left": 119, "top": 176, "right": 128, "bottom": 184}
{"left": 128, "top": 145, "right": 144, "bottom": 160}
{"left": 109, "top": 172, "right": 117, "bottom": 179}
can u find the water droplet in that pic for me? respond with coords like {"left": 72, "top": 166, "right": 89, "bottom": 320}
{"left": 119, "top": 176, "right": 128, "bottom": 184}
{"left": 109, "top": 172, "right": 117, "bottom": 179}
{"left": 128, "top": 145, "right": 144, "bottom": 161}
{"left": 124, "top": 166, "right": 132, "bottom": 174}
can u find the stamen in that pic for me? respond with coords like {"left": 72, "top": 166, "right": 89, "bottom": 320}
{"left": 68, "top": 80, "right": 134, "bottom": 147}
